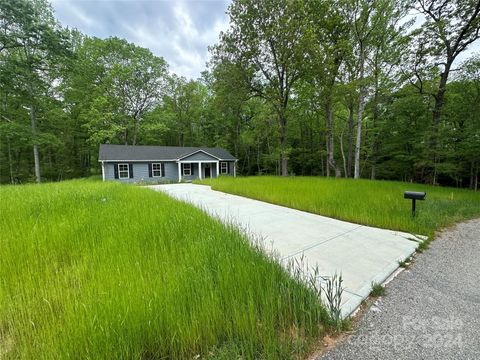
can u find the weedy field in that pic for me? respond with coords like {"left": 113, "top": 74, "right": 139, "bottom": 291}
{"left": 201, "top": 176, "right": 480, "bottom": 237}
{"left": 0, "top": 180, "right": 331, "bottom": 359}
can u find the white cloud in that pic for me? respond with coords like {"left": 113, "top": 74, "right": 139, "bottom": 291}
{"left": 51, "top": 0, "right": 230, "bottom": 79}
{"left": 54, "top": 1, "right": 477, "bottom": 79}
{"left": 51, "top": 0, "right": 96, "bottom": 28}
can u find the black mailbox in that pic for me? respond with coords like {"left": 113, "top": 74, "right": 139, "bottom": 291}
{"left": 404, "top": 191, "right": 426, "bottom": 217}
{"left": 404, "top": 191, "right": 426, "bottom": 200}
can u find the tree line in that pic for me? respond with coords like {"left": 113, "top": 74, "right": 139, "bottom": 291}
{"left": 1, "top": 0, "right": 479, "bottom": 188}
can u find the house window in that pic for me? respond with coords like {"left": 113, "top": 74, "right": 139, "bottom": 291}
{"left": 118, "top": 163, "right": 129, "bottom": 179}
{"left": 152, "top": 163, "right": 162, "bottom": 177}
{"left": 220, "top": 162, "right": 228, "bottom": 174}
{"left": 183, "top": 163, "right": 191, "bottom": 176}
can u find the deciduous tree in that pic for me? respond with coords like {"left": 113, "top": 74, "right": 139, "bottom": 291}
{"left": 212, "top": 0, "right": 308, "bottom": 176}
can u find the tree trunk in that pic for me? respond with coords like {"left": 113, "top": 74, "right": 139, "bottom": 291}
{"left": 7, "top": 137, "right": 14, "bottom": 184}
{"left": 354, "top": 50, "right": 366, "bottom": 180}
{"left": 279, "top": 113, "right": 288, "bottom": 176}
{"left": 432, "top": 65, "right": 450, "bottom": 126}
{"left": 27, "top": 83, "right": 41, "bottom": 183}
{"left": 22, "top": 43, "right": 42, "bottom": 183}
{"left": 2, "top": 94, "right": 14, "bottom": 183}
{"left": 475, "top": 163, "right": 478, "bottom": 191}
{"left": 339, "top": 129, "right": 347, "bottom": 177}
{"left": 470, "top": 161, "right": 474, "bottom": 190}
{"left": 257, "top": 141, "right": 261, "bottom": 174}
{"left": 132, "top": 117, "right": 138, "bottom": 146}
{"left": 31, "top": 113, "right": 41, "bottom": 183}
{"left": 235, "top": 120, "right": 240, "bottom": 159}
{"left": 326, "top": 153, "right": 330, "bottom": 177}
{"left": 325, "top": 97, "right": 341, "bottom": 178}
{"left": 370, "top": 68, "right": 380, "bottom": 180}
{"left": 471, "top": 161, "right": 478, "bottom": 191}
{"left": 281, "top": 156, "right": 288, "bottom": 176}
{"left": 347, "top": 101, "right": 354, "bottom": 178}
{"left": 430, "top": 62, "right": 452, "bottom": 185}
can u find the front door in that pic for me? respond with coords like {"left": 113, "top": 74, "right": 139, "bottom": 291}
{"left": 204, "top": 165, "right": 211, "bottom": 178}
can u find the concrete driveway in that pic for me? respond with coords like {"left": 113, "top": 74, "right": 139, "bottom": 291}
{"left": 150, "top": 183, "right": 422, "bottom": 316}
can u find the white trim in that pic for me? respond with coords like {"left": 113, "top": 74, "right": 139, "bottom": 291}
{"left": 101, "top": 161, "right": 105, "bottom": 181}
{"left": 182, "top": 163, "right": 192, "bottom": 176}
{"left": 177, "top": 162, "right": 181, "bottom": 182}
{"left": 177, "top": 160, "right": 218, "bottom": 164}
{"left": 118, "top": 163, "right": 129, "bottom": 179}
{"left": 177, "top": 149, "right": 221, "bottom": 161}
{"left": 152, "top": 163, "right": 162, "bottom": 177}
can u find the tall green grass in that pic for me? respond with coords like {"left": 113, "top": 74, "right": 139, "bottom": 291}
{"left": 0, "top": 180, "right": 330, "bottom": 359}
{"left": 202, "top": 176, "right": 480, "bottom": 237}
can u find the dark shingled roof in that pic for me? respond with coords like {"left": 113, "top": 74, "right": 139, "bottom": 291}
{"left": 98, "top": 144, "right": 236, "bottom": 161}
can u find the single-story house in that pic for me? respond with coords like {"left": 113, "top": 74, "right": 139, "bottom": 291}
{"left": 98, "top": 144, "right": 237, "bottom": 183}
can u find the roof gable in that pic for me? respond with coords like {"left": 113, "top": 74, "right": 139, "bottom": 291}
{"left": 178, "top": 149, "right": 220, "bottom": 161}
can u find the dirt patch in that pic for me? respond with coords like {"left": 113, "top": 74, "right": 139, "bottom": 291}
{"left": 0, "top": 333, "right": 14, "bottom": 357}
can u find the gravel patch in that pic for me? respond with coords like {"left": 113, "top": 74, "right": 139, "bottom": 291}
{"left": 319, "top": 219, "right": 480, "bottom": 360}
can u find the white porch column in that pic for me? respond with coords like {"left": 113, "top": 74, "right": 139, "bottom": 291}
{"left": 234, "top": 161, "right": 237, "bottom": 177}
{"left": 198, "top": 162, "right": 202, "bottom": 180}
{"left": 216, "top": 161, "right": 219, "bottom": 178}
{"left": 177, "top": 162, "right": 181, "bottom": 182}
{"left": 101, "top": 161, "right": 105, "bottom": 181}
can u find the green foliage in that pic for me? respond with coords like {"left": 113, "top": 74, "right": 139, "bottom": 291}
{"left": 65, "top": 36, "right": 169, "bottom": 146}
{"left": 0, "top": 0, "right": 72, "bottom": 182}
{"left": 202, "top": 176, "right": 480, "bottom": 237}
{"left": 0, "top": 180, "right": 331, "bottom": 359}
{"left": 417, "top": 239, "right": 430, "bottom": 253}
{"left": 370, "top": 283, "right": 386, "bottom": 297}
{"left": 0, "top": 0, "right": 479, "bottom": 189}
{"left": 212, "top": 0, "right": 310, "bottom": 175}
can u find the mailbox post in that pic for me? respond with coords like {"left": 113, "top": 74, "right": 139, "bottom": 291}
{"left": 404, "top": 191, "right": 426, "bottom": 217}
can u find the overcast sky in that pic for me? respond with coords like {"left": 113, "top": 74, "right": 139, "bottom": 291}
{"left": 51, "top": 0, "right": 231, "bottom": 79}
{"left": 51, "top": 0, "right": 479, "bottom": 80}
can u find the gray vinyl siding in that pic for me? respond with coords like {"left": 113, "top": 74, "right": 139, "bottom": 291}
{"left": 162, "top": 162, "right": 179, "bottom": 181}
{"left": 104, "top": 162, "right": 179, "bottom": 183}
{"left": 180, "top": 163, "right": 198, "bottom": 181}
{"left": 217, "top": 161, "right": 235, "bottom": 176}
{"left": 104, "top": 163, "right": 147, "bottom": 183}
{"left": 103, "top": 160, "right": 235, "bottom": 183}
{"left": 180, "top": 151, "right": 218, "bottom": 162}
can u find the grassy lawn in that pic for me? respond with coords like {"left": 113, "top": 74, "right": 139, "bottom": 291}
{"left": 200, "top": 176, "right": 480, "bottom": 237}
{"left": 0, "top": 180, "right": 331, "bottom": 359}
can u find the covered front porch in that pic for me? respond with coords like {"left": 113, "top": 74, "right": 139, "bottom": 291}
{"left": 177, "top": 160, "right": 235, "bottom": 182}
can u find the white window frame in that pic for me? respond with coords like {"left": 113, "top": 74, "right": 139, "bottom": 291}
{"left": 182, "top": 163, "right": 191, "bottom": 176}
{"left": 118, "top": 163, "right": 129, "bottom": 179}
{"left": 152, "top": 163, "right": 162, "bottom": 177}
{"left": 220, "top": 161, "right": 228, "bottom": 174}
